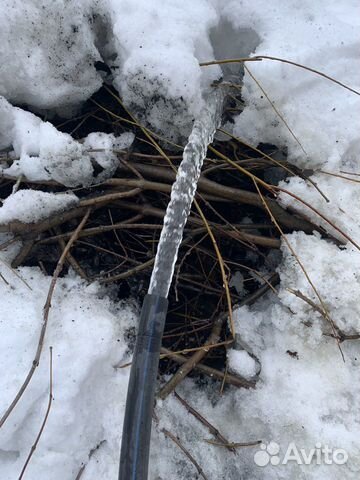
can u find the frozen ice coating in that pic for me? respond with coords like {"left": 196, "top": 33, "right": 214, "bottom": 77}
{"left": 0, "top": 190, "right": 79, "bottom": 224}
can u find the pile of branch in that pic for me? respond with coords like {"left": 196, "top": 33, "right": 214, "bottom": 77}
{"left": 0, "top": 87, "right": 323, "bottom": 396}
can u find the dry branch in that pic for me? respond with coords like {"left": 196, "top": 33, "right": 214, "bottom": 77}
{"left": 174, "top": 392, "right": 236, "bottom": 453}
{"left": 0, "top": 210, "right": 90, "bottom": 428}
{"left": 161, "top": 428, "right": 209, "bottom": 480}
{"left": 18, "top": 347, "right": 53, "bottom": 480}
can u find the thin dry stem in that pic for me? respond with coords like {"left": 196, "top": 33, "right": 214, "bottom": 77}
{"left": 0, "top": 209, "right": 90, "bottom": 429}
{"left": 200, "top": 55, "right": 360, "bottom": 96}
{"left": 18, "top": 347, "right": 53, "bottom": 480}
{"left": 161, "top": 428, "right": 209, "bottom": 480}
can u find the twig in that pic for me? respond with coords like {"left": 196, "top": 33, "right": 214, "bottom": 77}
{"left": 158, "top": 275, "right": 278, "bottom": 389}
{"left": 288, "top": 288, "right": 360, "bottom": 343}
{"left": 0, "top": 209, "right": 90, "bottom": 428}
{"left": 204, "top": 439, "right": 261, "bottom": 449}
{"left": 115, "top": 200, "right": 280, "bottom": 248}
{"left": 117, "top": 161, "right": 315, "bottom": 232}
{"left": 193, "top": 198, "right": 234, "bottom": 336}
{"left": 11, "top": 240, "right": 35, "bottom": 268}
{"left": 160, "top": 347, "right": 255, "bottom": 389}
{"left": 117, "top": 340, "right": 234, "bottom": 369}
{"left": 98, "top": 257, "right": 155, "bottom": 283}
{"left": 199, "top": 55, "right": 360, "bottom": 96}
{"left": 0, "top": 188, "right": 140, "bottom": 235}
{"left": 37, "top": 224, "right": 165, "bottom": 245}
{"left": 161, "top": 428, "right": 209, "bottom": 480}
{"left": 159, "top": 313, "right": 225, "bottom": 400}
{"left": 174, "top": 392, "right": 236, "bottom": 453}
{"left": 55, "top": 227, "right": 88, "bottom": 280}
{"left": 212, "top": 139, "right": 360, "bottom": 251}
{"left": 18, "top": 347, "right": 53, "bottom": 480}
{"left": 74, "top": 440, "right": 106, "bottom": 480}
{"left": 244, "top": 65, "right": 308, "bottom": 156}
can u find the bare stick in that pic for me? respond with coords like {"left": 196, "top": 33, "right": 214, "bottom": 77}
{"left": 174, "top": 392, "right": 236, "bottom": 453}
{"left": 116, "top": 161, "right": 315, "bottom": 232}
{"left": 160, "top": 347, "right": 255, "bottom": 389}
{"left": 200, "top": 55, "right": 360, "bottom": 96}
{"left": 55, "top": 227, "right": 88, "bottom": 281}
{"left": 158, "top": 275, "right": 277, "bottom": 390}
{"left": 204, "top": 439, "right": 261, "bottom": 449}
{"left": 74, "top": 440, "right": 106, "bottom": 480}
{"left": 0, "top": 188, "right": 140, "bottom": 235}
{"left": 0, "top": 209, "right": 90, "bottom": 428}
{"left": 161, "top": 428, "right": 209, "bottom": 480}
{"left": 159, "top": 314, "right": 225, "bottom": 400}
{"left": 18, "top": 347, "right": 53, "bottom": 480}
{"left": 288, "top": 288, "right": 360, "bottom": 343}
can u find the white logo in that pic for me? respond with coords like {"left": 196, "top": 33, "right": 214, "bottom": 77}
{"left": 254, "top": 442, "right": 348, "bottom": 467}
{"left": 254, "top": 442, "right": 280, "bottom": 466}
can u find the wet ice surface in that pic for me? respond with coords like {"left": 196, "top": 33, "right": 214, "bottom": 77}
{"left": 148, "top": 87, "right": 225, "bottom": 297}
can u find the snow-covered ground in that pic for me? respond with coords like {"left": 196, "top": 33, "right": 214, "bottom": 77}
{"left": 1, "top": 1, "right": 360, "bottom": 479}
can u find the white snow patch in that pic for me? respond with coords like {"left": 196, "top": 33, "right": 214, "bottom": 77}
{"left": 227, "top": 349, "right": 257, "bottom": 380}
{"left": 278, "top": 174, "right": 360, "bottom": 243}
{"left": 0, "top": 265, "right": 136, "bottom": 480}
{"left": 148, "top": 230, "right": 360, "bottom": 479}
{"left": 0, "top": 97, "right": 134, "bottom": 187}
{"left": 0, "top": 190, "right": 78, "bottom": 224}
{"left": 0, "top": 0, "right": 103, "bottom": 111}
{"left": 226, "top": 0, "right": 360, "bottom": 171}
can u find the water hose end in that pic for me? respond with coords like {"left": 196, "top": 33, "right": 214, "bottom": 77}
{"left": 119, "top": 294, "right": 168, "bottom": 480}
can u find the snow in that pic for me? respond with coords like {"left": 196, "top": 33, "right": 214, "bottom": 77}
{"left": 227, "top": 349, "right": 257, "bottom": 380}
{"left": 150, "top": 232, "right": 360, "bottom": 478}
{"left": 0, "top": 0, "right": 222, "bottom": 145}
{"left": 108, "top": 0, "right": 222, "bottom": 144}
{"left": 0, "top": 190, "right": 78, "bottom": 224}
{"left": 229, "top": 270, "right": 245, "bottom": 295}
{"left": 0, "top": 0, "right": 360, "bottom": 479}
{"left": 0, "top": 263, "right": 136, "bottom": 480}
{"left": 0, "top": 0, "right": 103, "bottom": 111}
{"left": 0, "top": 96, "right": 134, "bottom": 187}
{"left": 227, "top": 0, "right": 360, "bottom": 170}
{"left": 278, "top": 173, "right": 360, "bottom": 243}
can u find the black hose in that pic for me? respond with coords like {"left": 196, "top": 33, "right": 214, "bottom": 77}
{"left": 118, "top": 294, "right": 168, "bottom": 480}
